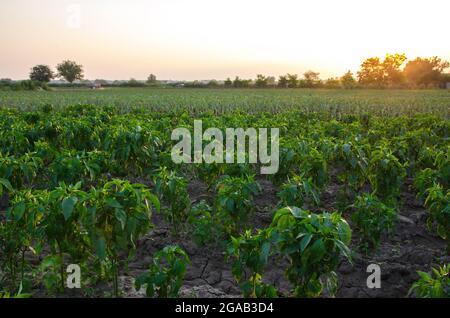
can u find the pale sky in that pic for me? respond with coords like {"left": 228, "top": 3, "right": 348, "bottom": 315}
{"left": 1, "top": 0, "right": 449, "bottom": 80}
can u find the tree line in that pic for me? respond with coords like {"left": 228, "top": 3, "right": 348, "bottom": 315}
{"left": 1, "top": 54, "right": 449, "bottom": 90}
{"left": 222, "top": 54, "right": 449, "bottom": 89}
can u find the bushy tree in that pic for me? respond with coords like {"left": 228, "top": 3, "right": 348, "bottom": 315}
{"left": 383, "top": 53, "right": 407, "bottom": 87}
{"left": 341, "top": 71, "right": 356, "bottom": 89}
{"left": 233, "top": 76, "right": 251, "bottom": 88}
{"left": 323, "top": 77, "right": 340, "bottom": 89}
{"left": 278, "top": 75, "right": 288, "bottom": 88}
{"left": 286, "top": 73, "right": 298, "bottom": 88}
{"left": 146, "top": 74, "right": 157, "bottom": 84}
{"left": 56, "top": 60, "right": 84, "bottom": 83}
{"left": 224, "top": 77, "right": 233, "bottom": 88}
{"left": 266, "top": 76, "right": 276, "bottom": 87}
{"left": 255, "top": 74, "right": 268, "bottom": 88}
{"left": 357, "top": 57, "right": 385, "bottom": 87}
{"left": 30, "top": 65, "right": 54, "bottom": 83}
{"left": 303, "top": 71, "right": 320, "bottom": 88}
{"left": 403, "top": 56, "right": 450, "bottom": 87}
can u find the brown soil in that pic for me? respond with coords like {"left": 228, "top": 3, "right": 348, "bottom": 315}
{"left": 118, "top": 177, "right": 448, "bottom": 298}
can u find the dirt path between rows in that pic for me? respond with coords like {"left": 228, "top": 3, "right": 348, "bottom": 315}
{"left": 119, "top": 178, "right": 448, "bottom": 298}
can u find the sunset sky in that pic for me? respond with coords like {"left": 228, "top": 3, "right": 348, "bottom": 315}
{"left": 1, "top": 0, "right": 449, "bottom": 80}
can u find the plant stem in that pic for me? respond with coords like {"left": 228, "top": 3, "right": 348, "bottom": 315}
{"left": 112, "top": 258, "right": 119, "bottom": 297}
{"left": 21, "top": 249, "right": 25, "bottom": 283}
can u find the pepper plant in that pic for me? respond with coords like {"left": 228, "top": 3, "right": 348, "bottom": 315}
{"left": 350, "top": 193, "right": 397, "bottom": 252}
{"left": 153, "top": 167, "right": 191, "bottom": 232}
{"left": 423, "top": 184, "right": 450, "bottom": 252}
{"left": 408, "top": 265, "right": 450, "bottom": 298}
{"left": 215, "top": 175, "right": 261, "bottom": 235}
{"left": 227, "top": 230, "right": 278, "bottom": 298}
{"left": 368, "top": 146, "right": 406, "bottom": 201}
{"left": 135, "top": 245, "right": 190, "bottom": 298}
{"left": 85, "top": 179, "right": 160, "bottom": 297}
{"left": 277, "top": 174, "right": 320, "bottom": 208}
{"left": 270, "top": 207, "right": 352, "bottom": 297}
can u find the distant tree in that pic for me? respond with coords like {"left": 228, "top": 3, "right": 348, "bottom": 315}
{"left": 224, "top": 77, "right": 233, "bottom": 88}
{"left": 323, "top": 77, "right": 340, "bottom": 89}
{"left": 403, "top": 56, "right": 450, "bottom": 87}
{"left": 383, "top": 53, "right": 407, "bottom": 87}
{"left": 147, "top": 74, "right": 157, "bottom": 84}
{"left": 207, "top": 80, "right": 219, "bottom": 88}
{"left": 303, "top": 71, "right": 320, "bottom": 88}
{"left": 357, "top": 57, "right": 385, "bottom": 88}
{"left": 266, "top": 76, "right": 276, "bottom": 87}
{"left": 255, "top": 74, "right": 268, "bottom": 88}
{"left": 286, "top": 73, "right": 299, "bottom": 88}
{"left": 442, "top": 73, "right": 450, "bottom": 87}
{"left": 57, "top": 60, "right": 84, "bottom": 83}
{"left": 340, "top": 70, "right": 356, "bottom": 89}
{"left": 126, "top": 78, "right": 145, "bottom": 87}
{"left": 233, "top": 76, "right": 242, "bottom": 88}
{"left": 241, "top": 79, "right": 252, "bottom": 88}
{"left": 278, "top": 75, "right": 288, "bottom": 88}
{"left": 30, "top": 65, "right": 54, "bottom": 83}
{"left": 232, "top": 76, "right": 251, "bottom": 88}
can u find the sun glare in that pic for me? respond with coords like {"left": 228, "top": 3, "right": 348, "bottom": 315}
{"left": 0, "top": 0, "right": 449, "bottom": 79}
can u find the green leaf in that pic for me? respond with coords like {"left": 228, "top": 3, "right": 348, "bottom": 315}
{"left": 308, "top": 239, "right": 326, "bottom": 263}
{"left": 115, "top": 208, "right": 127, "bottom": 230}
{"left": 94, "top": 236, "right": 106, "bottom": 260}
{"left": 260, "top": 242, "right": 271, "bottom": 265}
{"left": 338, "top": 220, "right": 352, "bottom": 244}
{"left": 147, "top": 193, "right": 160, "bottom": 212}
{"left": 0, "top": 178, "right": 13, "bottom": 193}
{"left": 13, "top": 202, "right": 26, "bottom": 221}
{"left": 106, "top": 198, "right": 123, "bottom": 209}
{"left": 289, "top": 206, "right": 304, "bottom": 218}
{"left": 300, "top": 233, "right": 313, "bottom": 252}
{"left": 62, "top": 197, "right": 78, "bottom": 220}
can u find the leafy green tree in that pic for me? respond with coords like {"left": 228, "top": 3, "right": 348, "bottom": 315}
{"left": 266, "top": 76, "right": 276, "bottom": 87}
{"left": 29, "top": 65, "right": 54, "bottom": 83}
{"left": 233, "top": 76, "right": 242, "bottom": 88}
{"left": 323, "top": 77, "right": 339, "bottom": 89}
{"left": 403, "top": 56, "right": 450, "bottom": 87}
{"left": 56, "top": 60, "right": 84, "bottom": 83}
{"left": 286, "top": 73, "right": 298, "bottom": 88}
{"left": 340, "top": 70, "right": 356, "bottom": 89}
{"left": 224, "top": 77, "right": 233, "bottom": 88}
{"left": 146, "top": 74, "right": 157, "bottom": 84}
{"left": 207, "top": 80, "right": 220, "bottom": 88}
{"left": 126, "top": 78, "right": 145, "bottom": 87}
{"left": 357, "top": 57, "right": 385, "bottom": 87}
{"left": 233, "top": 76, "right": 251, "bottom": 88}
{"left": 255, "top": 74, "right": 268, "bottom": 88}
{"left": 383, "top": 53, "right": 407, "bottom": 87}
{"left": 303, "top": 71, "right": 320, "bottom": 88}
{"left": 278, "top": 75, "right": 288, "bottom": 88}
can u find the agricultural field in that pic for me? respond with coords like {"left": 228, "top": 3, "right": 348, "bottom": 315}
{"left": 1, "top": 88, "right": 449, "bottom": 117}
{"left": 0, "top": 88, "right": 449, "bottom": 298}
